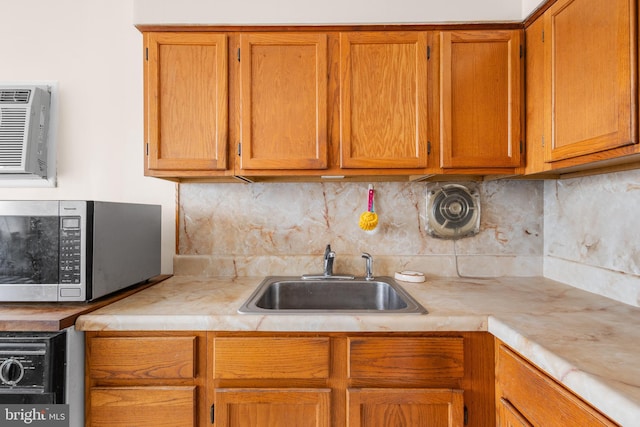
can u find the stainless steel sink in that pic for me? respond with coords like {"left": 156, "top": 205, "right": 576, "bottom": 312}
{"left": 238, "top": 276, "right": 427, "bottom": 314}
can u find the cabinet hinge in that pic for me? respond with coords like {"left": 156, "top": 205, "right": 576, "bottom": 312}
{"left": 427, "top": 141, "right": 431, "bottom": 155}
{"left": 542, "top": 29, "right": 545, "bottom": 42}
{"left": 237, "top": 47, "right": 241, "bottom": 62}
{"left": 145, "top": 47, "right": 148, "bottom": 61}
{"left": 427, "top": 45, "right": 431, "bottom": 60}
{"left": 541, "top": 135, "right": 545, "bottom": 148}
{"left": 520, "top": 140, "right": 524, "bottom": 154}
{"left": 210, "top": 404, "right": 215, "bottom": 424}
{"left": 145, "top": 143, "right": 149, "bottom": 156}
{"left": 464, "top": 405, "right": 468, "bottom": 425}
{"left": 237, "top": 142, "right": 242, "bottom": 156}
{"left": 519, "top": 44, "right": 524, "bottom": 58}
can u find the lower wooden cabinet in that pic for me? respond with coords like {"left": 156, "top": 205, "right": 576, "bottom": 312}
{"left": 212, "top": 336, "right": 332, "bottom": 426}
{"left": 495, "top": 340, "right": 617, "bottom": 427}
{"left": 85, "top": 332, "right": 207, "bottom": 427}
{"left": 211, "top": 332, "right": 494, "bottom": 427}
{"left": 344, "top": 336, "right": 466, "bottom": 426}
{"left": 86, "top": 331, "right": 495, "bottom": 427}
{"left": 85, "top": 333, "right": 622, "bottom": 426}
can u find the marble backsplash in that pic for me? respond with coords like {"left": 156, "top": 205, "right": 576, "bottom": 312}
{"left": 544, "top": 169, "right": 640, "bottom": 307}
{"left": 176, "top": 180, "right": 544, "bottom": 278}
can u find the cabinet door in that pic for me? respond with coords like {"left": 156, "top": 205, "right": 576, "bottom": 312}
{"left": 340, "top": 32, "right": 429, "bottom": 169}
{"left": 145, "top": 32, "right": 228, "bottom": 172}
{"left": 497, "top": 398, "right": 533, "bottom": 427}
{"left": 214, "top": 388, "right": 331, "bottom": 427}
{"left": 496, "top": 343, "right": 617, "bottom": 426}
{"left": 239, "top": 33, "right": 328, "bottom": 170}
{"left": 348, "top": 388, "right": 464, "bottom": 427}
{"left": 543, "top": 0, "right": 636, "bottom": 162}
{"left": 523, "top": 15, "right": 549, "bottom": 175}
{"left": 90, "top": 386, "right": 196, "bottom": 427}
{"left": 440, "top": 30, "right": 522, "bottom": 169}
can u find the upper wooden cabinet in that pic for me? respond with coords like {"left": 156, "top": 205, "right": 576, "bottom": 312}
{"left": 139, "top": 10, "right": 639, "bottom": 181}
{"left": 144, "top": 32, "right": 229, "bottom": 177}
{"left": 543, "top": 0, "right": 637, "bottom": 164}
{"left": 139, "top": 26, "right": 527, "bottom": 181}
{"left": 238, "top": 33, "right": 328, "bottom": 171}
{"left": 438, "top": 30, "right": 523, "bottom": 171}
{"left": 524, "top": 0, "right": 638, "bottom": 176}
{"left": 523, "top": 16, "right": 548, "bottom": 175}
{"left": 339, "top": 32, "right": 429, "bottom": 169}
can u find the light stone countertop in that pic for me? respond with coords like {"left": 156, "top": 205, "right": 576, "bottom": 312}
{"left": 76, "top": 275, "right": 640, "bottom": 426}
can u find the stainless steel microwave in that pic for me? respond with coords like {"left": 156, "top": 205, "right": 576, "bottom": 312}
{"left": 0, "top": 200, "right": 161, "bottom": 302}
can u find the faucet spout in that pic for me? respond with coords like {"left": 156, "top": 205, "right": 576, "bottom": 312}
{"left": 323, "top": 244, "right": 335, "bottom": 277}
{"left": 301, "top": 244, "right": 354, "bottom": 280}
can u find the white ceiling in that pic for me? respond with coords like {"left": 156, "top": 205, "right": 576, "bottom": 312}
{"left": 134, "top": 0, "right": 547, "bottom": 25}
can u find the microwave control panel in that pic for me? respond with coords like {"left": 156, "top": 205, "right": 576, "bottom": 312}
{"left": 59, "top": 216, "right": 82, "bottom": 284}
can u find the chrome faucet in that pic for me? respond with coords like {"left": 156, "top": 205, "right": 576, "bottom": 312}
{"left": 323, "top": 244, "right": 335, "bottom": 277}
{"left": 302, "top": 244, "right": 354, "bottom": 280}
{"left": 361, "top": 252, "right": 374, "bottom": 280}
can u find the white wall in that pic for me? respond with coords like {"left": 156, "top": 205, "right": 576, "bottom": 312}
{"left": 0, "top": 0, "right": 176, "bottom": 273}
{"left": 134, "top": 0, "right": 545, "bottom": 25}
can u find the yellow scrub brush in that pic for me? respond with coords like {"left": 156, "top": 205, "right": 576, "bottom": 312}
{"left": 359, "top": 184, "right": 378, "bottom": 231}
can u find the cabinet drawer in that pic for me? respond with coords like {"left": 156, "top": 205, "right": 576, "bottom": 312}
{"left": 89, "top": 336, "right": 196, "bottom": 379}
{"left": 496, "top": 343, "right": 617, "bottom": 426}
{"left": 348, "top": 337, "right": 464, "bottom": 380}
{"left": 214, "top": 337, "right": 330, "bottom": 379}
{"left": 90, "top": 386, "right": 196, "bottom": 427}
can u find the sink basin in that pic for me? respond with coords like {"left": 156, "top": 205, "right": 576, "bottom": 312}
{"left": 238, "top": 276, "right": 427, "bottom": 314}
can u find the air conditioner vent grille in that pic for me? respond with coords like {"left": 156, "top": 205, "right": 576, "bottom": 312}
{"left": 0, "top": 107, "right": 28, "bottom": 166}
{"left": 0, "top": 89, "right": 31, "bottom": 104}
{"left": 0, "top": 85, "right": 50, "bottom": 178}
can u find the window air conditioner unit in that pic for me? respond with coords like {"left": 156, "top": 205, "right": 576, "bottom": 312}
{"left": 0, "top": 85, "right": 51, "bottom": 179}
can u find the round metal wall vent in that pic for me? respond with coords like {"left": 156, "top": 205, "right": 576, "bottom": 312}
{"left": 426, "top": 183, "right": 480, "bottom": 239}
